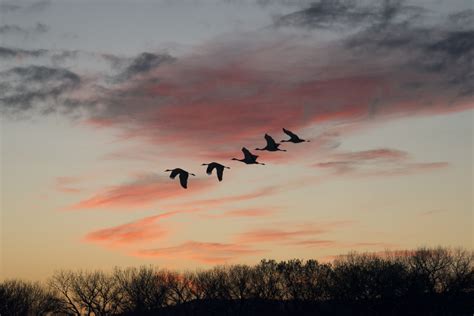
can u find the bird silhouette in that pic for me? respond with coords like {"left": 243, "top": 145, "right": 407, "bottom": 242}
{"left": 202, "top": 162, "right": 230, "bottom": 182}
{"left": 256, "top": 134, "right": 287, "bottom": 152}
{"left": 281, "top": 128, "right": 310, "bottom": 143}
{"left": 164, "top": 168, "right": 195, "bottom": 189}
{"left": 232, "top": 147, "right": 265, "bottom": 165}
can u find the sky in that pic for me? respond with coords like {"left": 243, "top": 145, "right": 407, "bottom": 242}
{"left": 0, "top": 0, "right": 473, "bottom": 281}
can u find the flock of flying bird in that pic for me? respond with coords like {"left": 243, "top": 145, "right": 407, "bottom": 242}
{"left": 165, "top": 128, "right": 310, "bottom": 189}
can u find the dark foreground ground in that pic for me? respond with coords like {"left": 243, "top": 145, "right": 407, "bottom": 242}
{"left": 1, "top": 247, "right": 473, "bottom": 315}
{"left": 135, "top": 296, "right": 473, "bottom": 316}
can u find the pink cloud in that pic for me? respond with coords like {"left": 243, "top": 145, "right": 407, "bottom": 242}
{"left": 68, "top": 173, "right": 215, "bottom": 210}
{"left": 84, "top": 213, "right": 174, "bottom": 247}
{"left": 80, "top": 34, "right": 472, "bottom": 159}
{"left": 84, "top": 206, "right": 274, "bottom": 250}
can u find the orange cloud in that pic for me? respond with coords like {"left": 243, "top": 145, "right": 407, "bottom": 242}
{"left": 84, "top": 213, "right": 174, "bottom": 247}
{"left": 135, "top": 241, "right": 264, "bottom": 264}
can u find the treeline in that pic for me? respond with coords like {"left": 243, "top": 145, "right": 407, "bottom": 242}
{"left": 1, "top": 247, "right": 473, "bottom": 315}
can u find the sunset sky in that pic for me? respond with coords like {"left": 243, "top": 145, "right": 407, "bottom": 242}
{"left": 1, "top": 0, "right": 472, "bottom": 281}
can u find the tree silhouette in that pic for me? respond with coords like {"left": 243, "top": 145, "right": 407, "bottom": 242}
{"left": 113, "top": 266, "right": 171, "bottom": 314}
{"left": 0, "top": 279, "right": 61, "bottom": 315}
{"left": 1, "top": 247, "right": 472, "bottom": 315}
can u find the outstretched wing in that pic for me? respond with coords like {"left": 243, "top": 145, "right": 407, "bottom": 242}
{"left": 178, "top": 172, "right": 189, "bottom": 189}
{"left": 265, "top": 134, "right": 278, "bottom": 147}
{"left": 169, "top": 168, "right": 180, "bottom": 179}
{"left": 283, "top": 128, "right": 298, "bottom": 139}
{"left": 206, "top": 163, "right": 216, "bottom": 175}
{"left": 216, "top": 166, "right": 224, "bottom": 181}
{"left": 242, "top": 147, "right": 258, "bottom": 160}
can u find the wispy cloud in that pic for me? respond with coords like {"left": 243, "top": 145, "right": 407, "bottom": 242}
{"left": 199, "top": 208, "right": 277, "bottom": 219}
{"left": 68, "top": 173, "right": 216, "bottom": 211}
{"left": 237, "top": 228, "right": 322, "bottom": 243}
{"left": 274, "top": 0, "right": 424, "bottom": 30}
{"left": 83, "top": 206, "right": 276, "bottom": 252}
{"left": 84, "top": 213, "right": 173, "bottom": 248}
{"left": 135, "top": 241, "right": 264, "bottom": 264}
{"left": 233, "top": 220, "right": 395, "bottom": 257}
{"left": 331, "top": 149, "right": 409, "bottom": 162}
{"left": 0, "top": 66, "right": 80, "bottom": 115}
{"left": 236, "top": 220, "right": 354, "bottom": 244}
{"left": 314, "top": 148, "right": 448, "bottom": 177}
{"left": 114, "top": 52, "right": 175, "bottom": 82}
{"left": 0, "top": 46, "right": 47, "bottom": 59}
